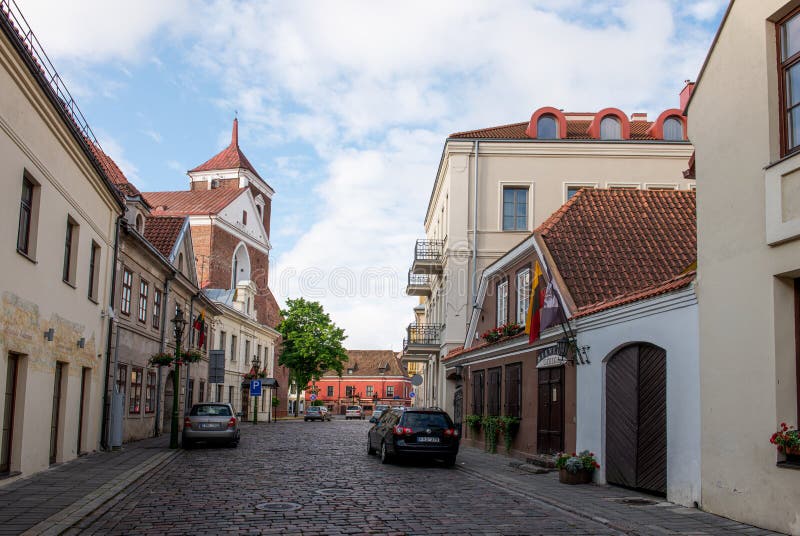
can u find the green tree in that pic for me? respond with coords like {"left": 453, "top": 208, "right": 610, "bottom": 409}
{"left": 277, "top": 298, "right": 348, "bottom": 416}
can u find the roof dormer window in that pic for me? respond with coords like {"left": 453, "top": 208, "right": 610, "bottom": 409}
{"left": 135, "top": 213, "right": 143, "bottom": 233}
{"left": 537, "top": 115, "right": 558, "bottom": 139}
{"left": 663, "top": 116, "right": 684, "bottom": 141}
{"left": 600, "top": 116, "right": 622, "bottom": 140}
{"left": 242, "top": 210, "right": 247, "bottom": 225}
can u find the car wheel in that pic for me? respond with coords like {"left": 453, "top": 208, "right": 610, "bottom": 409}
{"left": 443, "top": 455, "right": 456, "bottom": 468}
{"left": 367, "top": 435, "right": 376, "bottom": 455}
{"left": 380, "top": 441, "right": 391, "bottom": 464}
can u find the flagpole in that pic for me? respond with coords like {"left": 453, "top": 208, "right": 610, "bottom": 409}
{"left": 536, "top": 262, "right": 583, "bottom": 365}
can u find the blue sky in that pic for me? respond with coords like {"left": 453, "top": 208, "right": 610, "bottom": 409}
{"left": 17, "top": 0, "right": 726, "bottom": 349}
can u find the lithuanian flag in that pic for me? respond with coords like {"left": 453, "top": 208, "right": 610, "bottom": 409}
{"left": 525, "top": 261, "right": 546, "bottom": 344}
{"left": 193, "top": 311, "right": 206, "bottom": 348}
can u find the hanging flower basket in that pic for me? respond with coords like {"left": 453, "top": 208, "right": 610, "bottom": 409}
{"left": 481, "top": 323, "right": 524, "bottom": 344}
{"left": 148, "top": 353, "right": 174, "bottom": 367}
{"left": 181, "top": 349, "right": 203, "bottom": 363}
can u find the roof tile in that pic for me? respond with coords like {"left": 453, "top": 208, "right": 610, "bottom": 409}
{"left": 323, "top": 350, "right": 406, "bottom": 378}
{"left": 189, "top": 118, "right": 263, "bottom": 180}
{"left": 142, "top": 188, "right": 247, "bottom": 216}
{"left": 143, "top": 215, "right": 186, "bottom": 258}
{"left": 449, "top": 115, "right": 658, "bottom": 140}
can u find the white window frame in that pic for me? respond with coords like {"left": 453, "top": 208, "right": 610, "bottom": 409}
{"left": 497, "top": 280, "right": 509, "bottom": 327}
{"left": 606, "top": 182, "right": 640, "bottom": 190}
{"left": 644, "top": 183, "right": 678, "bottom": 191}
{"left": 563, "top": 182, "right": 598, "bottom": 203}
{"left": 497, "top": 181, "right": 534, "bottom": 232}
{"left": 516, "top": 269, "right": 530, "bottom": 325}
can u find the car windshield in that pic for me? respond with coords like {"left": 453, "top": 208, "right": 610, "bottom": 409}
{"left": 307, "top": 407, "right": 321, "bottom": 412}
{"left": 347, "top": 406, "right": 360, "bottom": 411}
{"left": 190, "top": 404, "right": 232, "bottom": 417}
{"left": 375, "top": 405, "right": 388, "bottom": 411}
{"left": 403, "top": 413, "right": 450, "bottom": 430}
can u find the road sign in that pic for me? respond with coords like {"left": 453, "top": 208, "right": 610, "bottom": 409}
{"left": 410, "top": 374, "right": 423, "bottom": 386}
{"left": 310, "top": 394, "right": 317, "bottom": 401}
{"left": 409, "top": 392, "right": 416, "bottom": 398}
{"left": 208, "top": 350, "right": 225, "bottom": 383}
{"left": 250, "top": 379, "right": 262, "bottom": 397}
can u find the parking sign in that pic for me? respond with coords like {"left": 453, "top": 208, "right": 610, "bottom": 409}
{"left": 250, "top": 380, "right": 262, "bottom": 397}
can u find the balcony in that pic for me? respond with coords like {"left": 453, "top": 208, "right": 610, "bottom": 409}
{"left": 410, "top": 239, "right": 444, "bottom": 274}
{"left": 406, "top": 271, "right": 432, "bottom": 297}
{"left": 402, "top": 323, "right": 441, "bottom": 356}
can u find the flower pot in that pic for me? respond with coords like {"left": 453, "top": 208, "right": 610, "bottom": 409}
{"left": 559, "top": 468, "right": 593, "bottom": 485}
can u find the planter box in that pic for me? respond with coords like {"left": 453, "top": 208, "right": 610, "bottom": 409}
{"left": 559, "top": 468, "right": 593, "bottom": 485}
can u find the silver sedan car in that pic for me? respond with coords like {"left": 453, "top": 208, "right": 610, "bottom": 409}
{"left": 182, "top": 403, "right": 240, "bottom": 448}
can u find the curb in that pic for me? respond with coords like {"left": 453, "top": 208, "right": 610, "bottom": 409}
{"left": 21, "top": 449, "right": 182, "bottom": 536}
{"left": 456, "top": 463, "right": 642, "bottom": 535}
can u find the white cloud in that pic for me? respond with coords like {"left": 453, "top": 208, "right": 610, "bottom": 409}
{"left": 141, "top": 129, "right": 162, "bottom": 144}
{"left": 95, "top": 130, "right": 144, "bottom": 188}
{"left": 684, "top": 0, "right": 726, "bottom": 21}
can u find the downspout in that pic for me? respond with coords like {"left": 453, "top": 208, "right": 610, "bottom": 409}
{"left": 186, "top": 292, "right": 195, "bottom": 411}
{"left": 100, "top": 214, "right": 122, "bottom": 451}
{"left": 471, "top": 140, "right": 479, "bottom": 306}
{"left": 154, "top": 275, "right": 173, "bottom": 437}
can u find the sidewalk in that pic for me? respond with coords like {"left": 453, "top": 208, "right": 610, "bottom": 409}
{"left": 0, "top": 436, "right": 180, "bottom": 536}
{"left": 456, "top": 445, "right": 783, "bottom": 536}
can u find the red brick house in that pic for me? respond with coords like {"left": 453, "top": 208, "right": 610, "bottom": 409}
{"left": 308, "top": 350, "right": 412, "bottom": 414}
{"left": 142, "top": 119, "right": 289, "bottom": 415}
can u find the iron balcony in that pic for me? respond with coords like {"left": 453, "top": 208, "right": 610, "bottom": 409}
{"left": 402, "top": 323, "right": 441, "bottom": 356}
{"left": 406, "top": 271, "right": 432, "bottom": 297}
{"left": 410, "top": 239, "right": 444, "bottom": 274}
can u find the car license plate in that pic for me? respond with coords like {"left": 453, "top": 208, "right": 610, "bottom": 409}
{"left": 417, "top": 436, "right": 439, "bottom": 443}
{"left": 200, "top": 423, "right": 216, "bottom": 429}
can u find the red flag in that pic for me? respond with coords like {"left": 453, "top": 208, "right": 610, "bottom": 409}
{"left": 193, "top": 311, "right": 205, "bottom": 348}
{"left": 525, "top": 262, "right": 546, "bottom": 343}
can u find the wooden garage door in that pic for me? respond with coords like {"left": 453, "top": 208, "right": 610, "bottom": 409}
{"left": 537, "top": 366, "right": 563, "bottom": 454}
{"left": 605, "top": 344, "right": 667, "bottom": 496}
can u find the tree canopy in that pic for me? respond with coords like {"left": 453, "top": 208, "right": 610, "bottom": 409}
{"left": 276, "top": 298, "right": 348, "bottom": 396}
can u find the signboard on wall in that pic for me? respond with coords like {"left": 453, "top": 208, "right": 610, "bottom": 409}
{"left": 208, "top": 350, "right": 225, "bottom": 383}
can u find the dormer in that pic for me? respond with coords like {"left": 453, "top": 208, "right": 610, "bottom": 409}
{"left": 525, "top": 107, "right": 567, "bottom": 139}
{"left": 232, "top": 279, "right": 258, "bottom": 319}
{"left": 647, "top": 109, "right": 688, "bottom": 141}
{"left": 588, "top": 108, "right": 631, "bottom": 140}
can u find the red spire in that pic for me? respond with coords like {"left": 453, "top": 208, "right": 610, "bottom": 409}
{"left": 231, "top": 117, "right": 238, "bottom": 147}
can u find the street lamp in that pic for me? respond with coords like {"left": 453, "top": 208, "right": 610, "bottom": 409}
{"left": 251, "top": 353, "right": 261, "bottom": 425}
{"left": 379, "top": 366, "right": 386, "bottom": 401}
{"left": 170, "top": 305, "right": 188, "bottom": 449}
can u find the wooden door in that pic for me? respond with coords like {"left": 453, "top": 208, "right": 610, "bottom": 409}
{"left": 1, "top": 355, "right": 18, "bottom": 473}
{"left": 453, "top": 388, "right": 463, "bottom": 436}
{"left": 50, "top": 362, "right": 64, "bottom": 464}
{"left": 241, "top": 387, "right": 249, "bottom": 420}
{"left": 605, "top": 344, "right": 667, "bottom": 495}
{"left": 537, "top": 367, "right": 564, "bottom": 454}
{"left": 77, "top": 368, "right": 89, "bottom": 455}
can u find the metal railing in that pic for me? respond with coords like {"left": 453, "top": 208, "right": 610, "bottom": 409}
{"left": 407, "top": 271, "right": 431, "bottom": 288}
{"left": 0, "top": 0, "right": 102, "bottom": 150}
{"left": 414, "top": 239, "right": 444, "bottom": 263}
{"left": 404, "top": 323, "right": 441, "bottom": 347}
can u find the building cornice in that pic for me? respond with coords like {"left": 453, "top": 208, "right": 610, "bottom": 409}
{"left": 188, "top": 215, "right": 272, "bottom": 254}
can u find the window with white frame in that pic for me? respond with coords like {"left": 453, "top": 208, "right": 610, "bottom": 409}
{"left": 516, "top": 269, "right": 530, "bottom": 324}
{"left": 502, "top": 187, "right": 528, "bottom": 231}
{"left": 497, "top": 280, "right": 509, "bottom": 327}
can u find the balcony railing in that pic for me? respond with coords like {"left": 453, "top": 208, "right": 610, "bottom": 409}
{"left": 402, "top": 323, "right": 441, "bottom": 356}
{"left": 410, "top": 239, "right": 444, "bottom": 274}
{"left": 406, "top": 271, "right": 432, "bottom": 296}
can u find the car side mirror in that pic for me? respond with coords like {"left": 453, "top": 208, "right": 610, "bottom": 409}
{"left": 369, "top": 417, "right": 377, "bottom": 423}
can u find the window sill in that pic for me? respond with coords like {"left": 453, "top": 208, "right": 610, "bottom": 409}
{"left": 63, "top": 279, "right": 76, "bottom": 289}
{"left": 776, "top": 460, "right": 800, "bottom": 470}
{"left": 16, "top": 249, "right": 37, "bottom": 264}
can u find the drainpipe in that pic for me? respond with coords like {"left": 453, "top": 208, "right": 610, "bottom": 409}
{"left": 100, "top": 214, "right": 122, "bottom": 451}
{"left": 186, "top": 293, "right": 195, "bottom": 411}
{"left": 471, "top": 140, "right": 479, "bottom": 306}
{"left": 154, "top": 275, "right": 173, "bottom": 437}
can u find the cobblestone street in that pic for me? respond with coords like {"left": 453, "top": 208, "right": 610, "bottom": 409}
{"left": 46, "top": 419, "right": 778, "bottom": 536}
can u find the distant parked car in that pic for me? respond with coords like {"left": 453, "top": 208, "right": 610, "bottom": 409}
{"left": 367, "top": 408, "right": 459, "bottom": 467}
{"left": 346, "top": 405, "right": 364, "bottom": 420}
{"left": 370, "top": 404, "right": 389, "bottom": 422}
{"left": 182, "top": 403, "right": 239, "bottom": 448}
{"left": 305, "top": 406, "right": 331, "bottom": 422}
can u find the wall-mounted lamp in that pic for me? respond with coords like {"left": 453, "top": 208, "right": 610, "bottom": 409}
{"left": 77, "top": 337, "right": 86, "bottom": 349}
{"left": 44, "top": 328, "right": 54, "bottom": 342}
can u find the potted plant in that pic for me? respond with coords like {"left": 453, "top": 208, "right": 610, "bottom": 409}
{"left": 481, "top": 416, "right": 501, "bottom": 454}
{"left": 465, "top": 414, "right": 482, "bottom": 432}
{"left": 556, "top": 450, "right": 600, "bottom": 484}
{"left": 148, "top": 352, "right": 174, "bottom": 367}
{"left": 499, "top": 416, "right": 521, "bottom": 453}
{"left": 481, "top": 328, "right": 502, "bottom": 343}
{"left": 181, "top": 348, "right": 203, "bottom": 364}
{"left": 770, "top": 422, "right": 800, "bottom": 460}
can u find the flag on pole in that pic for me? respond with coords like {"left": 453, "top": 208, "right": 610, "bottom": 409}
{"left": 193, "top": 311, "right": 206, "bottom": 348}
{"left": 540, "top": 280, "right": 560, "bottom": 331}
{"left": 525, "top": 261, "right": 546, "bottom": 343}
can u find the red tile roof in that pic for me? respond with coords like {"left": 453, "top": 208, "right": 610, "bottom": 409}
{"left": 323, "top": 350, "right": 407, "bottom": 378}
{"left": 189, "top": 118, "right": 263, "bottom": 180}
{"left": 449, "top": 117, "right": 656, "bottom": 140}
{"left": 538, "top": 189, "right": 696, "bottom": 312}
{"left": 89, "top": 144, "right": 145, "bottom": 200}
{"left": 143, "top": 216, "right": 186, "bottom": 258}
{"left": 574, "top": 271, "right": 696, "bottom": 318}
{"left": 142, "top": 188, "right": 247, "bottom": 216}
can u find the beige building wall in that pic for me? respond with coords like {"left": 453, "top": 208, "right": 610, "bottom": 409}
{"left": 0, "top": 29, "right": 121, "bottom": 481}
{"left": 419, "top": 137, "right": 694, "bottom": 410}
{"left": 689, "top": 1, "right": 800, "bottom": 533}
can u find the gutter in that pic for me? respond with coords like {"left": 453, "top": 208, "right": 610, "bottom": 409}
{"left": 100, "top": 214, "right": 122, "bottom": 450}
{"left": 471, "top": 140, "right": 479, "bottom": 306}
{"left": 154, "top": 275, "right": 173, "bottom": 437}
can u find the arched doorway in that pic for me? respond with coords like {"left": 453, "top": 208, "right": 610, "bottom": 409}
{"left": 163, "top": 371, "right": 174, "bottom": 432}
{"left": 605, "top": 343, "right": 667, "bottom": 495}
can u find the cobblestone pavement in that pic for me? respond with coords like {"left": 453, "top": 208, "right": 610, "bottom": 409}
{"left": 67, "top": 419, "right": 782, "bottom": 536}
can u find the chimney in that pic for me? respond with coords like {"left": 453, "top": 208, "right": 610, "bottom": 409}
{"left": 231, "top": 117, "right": 238, "bottom": 147}
{"left": 680, "top": 81, "right": 695, "bottom": 112}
